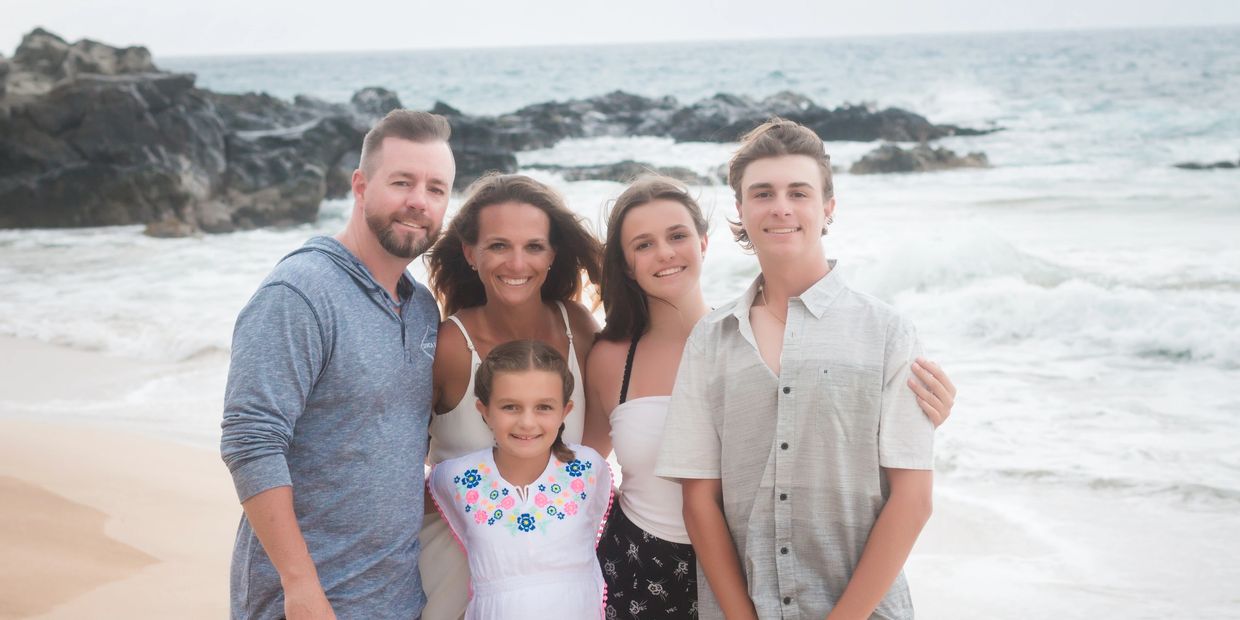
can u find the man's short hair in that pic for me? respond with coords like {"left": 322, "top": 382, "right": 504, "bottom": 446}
{"left": 359, "top": 110, "right": 452, "bottom": 176}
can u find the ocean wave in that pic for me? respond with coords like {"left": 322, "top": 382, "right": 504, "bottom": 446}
{"left": 897, "top": 277, "right": 1240, "bottom": 368}
{"left": 952, "top": 467, "right": 1240, "bottom": 507}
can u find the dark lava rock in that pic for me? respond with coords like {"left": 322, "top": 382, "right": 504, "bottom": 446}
{"left": 850, "top": 143, "right": 990, "bottom": 174}
{"left": 1174, "top": 159, "right": 1238, "bottom": 170}
{"left": 0, "top": 28, "right": 391, "bottom": 235}
{"left": 2, "top": 28, "right": 1000, "bottom": 236}
{"left": 666, "top": 92, "right": 995, "bottom": 143}
{"left": 526, "top": 161, "right": 715, "bottom": 186}
{"left": 6, "top": 27, "right": 155, "bottom": 97}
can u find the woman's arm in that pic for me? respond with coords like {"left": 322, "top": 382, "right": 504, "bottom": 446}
{"left": 582, "top": 339, "right": 625, "bottom": 457}
{"left": 431, "top": 319, "right": 472, "bottom": 415}
{"left": 907, "top": 358, "right": 956, "bottom": 427}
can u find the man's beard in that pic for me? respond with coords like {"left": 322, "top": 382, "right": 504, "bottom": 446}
{"left": 367, "top": 211, "right": 438, "bottom": 259}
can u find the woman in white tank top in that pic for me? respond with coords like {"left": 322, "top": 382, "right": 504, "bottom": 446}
{"left": 420, "top": 174, "right": 602, "bottom": 620}
{"left": 583, "top": 176, "right": 960, "bottom": 618}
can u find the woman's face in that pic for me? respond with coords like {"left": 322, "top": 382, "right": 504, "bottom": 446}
{"left": 464, "top": 201, "right": 556, "bottom": 308}
{"left": 618, "top": 198, "right": 707, "bottom": 302}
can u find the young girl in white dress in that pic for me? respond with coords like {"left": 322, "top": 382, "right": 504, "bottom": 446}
{"left": 428, "top": 339, "right": 612, "bottom": 620}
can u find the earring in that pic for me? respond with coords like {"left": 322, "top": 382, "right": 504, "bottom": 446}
{"left": 470, "top": 264, "right": 477, "bottom": 271}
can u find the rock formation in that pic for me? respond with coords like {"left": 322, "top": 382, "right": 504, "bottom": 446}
{"left": 850, "top": 143, "right": 990, "bottom": 174}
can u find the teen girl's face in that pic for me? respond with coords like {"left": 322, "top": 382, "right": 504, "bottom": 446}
{"left": 477, "top": 370, "right": 573, "bottom": 462}
{"left": 464, "top": 201, "right": 555, "bottom": 308}
{"left": 619, "top": 199, "right": 707, "bottom": 302}
{"left": 736, "top": 154, "right": 835, "bottom": 262}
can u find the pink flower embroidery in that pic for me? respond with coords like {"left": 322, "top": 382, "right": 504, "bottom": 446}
{"left": 499, "top": 496, "right": 516, "bottom": 510}
{"left": 571, "top": 478, "right": 585, "bottom": 493}
{"left": 465, "top": 489, "right": 479, "bottom": 504}
{"left": 564, "top": 501, "right": 579, "bottom": 516}
{"left": 534, "top": 493, "right": 549, "bottom": 508}
{"left": 474, "top": 510, "right": 487, "bottom": 524}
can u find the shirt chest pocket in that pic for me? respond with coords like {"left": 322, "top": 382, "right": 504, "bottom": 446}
{"left": 807, "top": 362, "right": 883, "bottom": 441}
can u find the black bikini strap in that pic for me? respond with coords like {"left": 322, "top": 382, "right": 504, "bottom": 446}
{"left": 618, "top": 332, "right": 640, "bottom": 405}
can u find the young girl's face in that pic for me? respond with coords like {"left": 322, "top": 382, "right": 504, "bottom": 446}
{"left": 619, "top": 198, "right": 707, "bottom": 302}
{"left": 477, "top": 369, "right": 572, "bottom": 462}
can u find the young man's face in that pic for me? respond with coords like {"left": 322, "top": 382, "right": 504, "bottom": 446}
{"left": 736, "top": 154, "right": 835, "bottom": 261}
{"left": 354, "top": 137, "right": 455, "bottom": 259}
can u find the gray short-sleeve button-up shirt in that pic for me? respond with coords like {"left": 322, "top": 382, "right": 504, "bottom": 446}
{"left": 656, "top": 266, "right": 934, "bottom": 620}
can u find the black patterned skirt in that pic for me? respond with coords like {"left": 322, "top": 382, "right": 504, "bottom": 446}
{"left": 597, "top": 503, "right": 698, "bottom": 618}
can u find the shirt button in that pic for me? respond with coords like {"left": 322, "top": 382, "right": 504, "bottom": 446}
{"left": 780, "top": 546, "right": 789, "bottom": 555}
{"left": 780, "top": 442, "right": 789, "bottom": 450}
{"left": 782, "top": 386, "right": 791, "bottom": 394}
{"left": 783, "top": 597, "right": 792, "bottom": 605}
{"left": 779, "top": 493, "right": 788, "bottom": 501}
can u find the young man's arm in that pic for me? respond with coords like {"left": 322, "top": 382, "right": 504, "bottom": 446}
{"left": 825, "top": 469, "right": 932, "bottom": 620}
{"left": 827, "top": 314, "right": 936, "bottom": 619}
{"left": 220, "top": 282, "right": 332, "bottom": 619}
{"left": 683, "top": 478, "right": 759, "bottom": 620}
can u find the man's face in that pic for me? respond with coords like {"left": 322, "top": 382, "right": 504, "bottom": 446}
{"left": 735, "top": 154, "right": 834, "bottom": 260}
{"left": 356, "top": 137, "right": 455, "bottom": 259}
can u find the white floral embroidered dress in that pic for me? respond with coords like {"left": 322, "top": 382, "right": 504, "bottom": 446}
{"left": 428, "top": 444, "right": 613, "bottom": 620}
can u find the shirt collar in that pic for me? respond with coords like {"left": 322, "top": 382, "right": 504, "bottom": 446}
{"left": 727, "top": 259, "right": 845, "bottom": 324}
{"left": 797, "top": 259, "right": 846, "bottom": 319}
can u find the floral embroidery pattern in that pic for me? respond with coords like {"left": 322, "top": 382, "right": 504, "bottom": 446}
{"left": 452, "top": 457, "right": 596, "bottom": 535}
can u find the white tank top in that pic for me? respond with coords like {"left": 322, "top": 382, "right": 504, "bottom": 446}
{"left": 610, "top": 395, "right": 689, "bottom": 543}
{"left": 427, "top": 301, "right": 586, "bottom": 465}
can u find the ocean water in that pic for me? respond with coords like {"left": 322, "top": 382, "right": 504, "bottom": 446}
{"left": 2, "top": 27, "right": 1238, "bottom": 616}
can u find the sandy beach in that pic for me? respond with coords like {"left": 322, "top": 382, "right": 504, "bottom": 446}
{"left": 0, "top": 417, "right": 235, "bottom": 619}
{"left": 2, "top": 336, "right": 1236, "bottom": 618}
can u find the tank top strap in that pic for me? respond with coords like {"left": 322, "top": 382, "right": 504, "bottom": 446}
{"left": 445, "top": 314, "right": 477, "bottom": 353}
{"left": 554, "top": 300, "right": 574, "bottom": 344}
{"left": 618, "top": 332, "right": 640, "bottom": 405}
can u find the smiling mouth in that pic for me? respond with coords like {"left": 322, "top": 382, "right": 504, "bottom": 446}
{"left": 510, "top": 433, "right": 543, "bottom": 441}
{"left": 765, "top": 226, "right": 801, "bottom": 234}
{"left": 498, "top": 276, "right": 531, "bottom": 286}
{"left": 654, "top": 266, "right": 686, "bottom": 277}
{"left": 394, "top": 220, "right": 427, "bottom": 231}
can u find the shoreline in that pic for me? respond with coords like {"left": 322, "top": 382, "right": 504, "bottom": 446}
{"left": 0, "top": 418, "right": 235, "bottom": 619}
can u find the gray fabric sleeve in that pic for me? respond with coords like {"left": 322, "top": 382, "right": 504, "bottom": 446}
{"left": 878, "top": 315, "right": 935, "bottom": 470}
{"left": 220, "top": 282, "right": 326, "bottom": 502}
{"left": 655, "top": 332, "right": 722, "bottom": 480}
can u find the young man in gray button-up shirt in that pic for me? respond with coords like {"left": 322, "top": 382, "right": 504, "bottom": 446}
{"left": 221, "top": 110, "right": 454, "bottom": 620}
{"left": 656, "top": 118, "right": 936, "bottom": 620}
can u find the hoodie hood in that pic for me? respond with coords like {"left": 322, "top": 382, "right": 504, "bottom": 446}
{"left": 283, "top": 235, "right": 415, "bottom": 309}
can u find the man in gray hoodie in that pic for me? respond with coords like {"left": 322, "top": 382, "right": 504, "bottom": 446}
{"left": 221, "top": 110, "right": 455, "bottom": 620}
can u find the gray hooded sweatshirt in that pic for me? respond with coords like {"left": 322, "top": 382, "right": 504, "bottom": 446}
{"left": 221, "top": 236, "right": 438, "bottom": 619}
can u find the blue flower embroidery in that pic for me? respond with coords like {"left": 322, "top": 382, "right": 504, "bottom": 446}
{"left": 461, "top": 469, "right": 482, "bottom": 488}
{"left": 489, "top": 490, "right": 500, "bottom": 500}
{"left": 550, "top": 483, "right": 562, "bottom": 494}
{"left": 565, "top": 459, "right": 591, "bottom": 477}
{"left": 493, "top": 509, "right": 504, "bottom": 520}
{"left": 517, "top": 513, "right": 536, "bottom": 532}
{"left": 546, "top": 506, "right": 558, "bottom": 516}
{"left": 538, "top": 484, "right": 546, "bottom": 492}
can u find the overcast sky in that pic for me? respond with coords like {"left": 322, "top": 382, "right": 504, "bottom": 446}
{"left": 4, "top": 0, "right": 1238, "bottom": 58}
